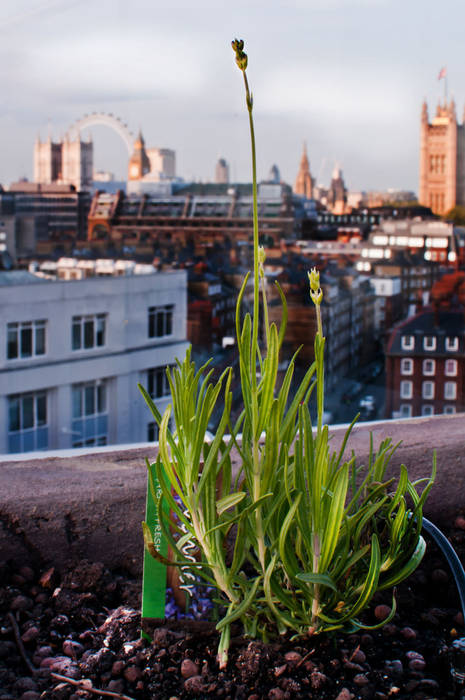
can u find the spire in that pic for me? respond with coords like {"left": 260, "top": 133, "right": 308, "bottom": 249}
{"left": 449, "top": 97, "right": 456, "bottom": 119}
{"left": 421, "top": 99, "right": 429, "bottom": 124}
{"left": 294, "top": 142, "right": 314, "bottom": 199}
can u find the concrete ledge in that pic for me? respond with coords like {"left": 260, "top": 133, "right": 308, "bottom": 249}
{"left": 0, "top": 414, "right": 463, "bottom": 573}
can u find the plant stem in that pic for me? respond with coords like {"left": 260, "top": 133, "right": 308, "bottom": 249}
{"left": 242, "top": 69, "right": 267, "bottom": 573}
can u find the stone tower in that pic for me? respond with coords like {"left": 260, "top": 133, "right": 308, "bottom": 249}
{"left": 34, "top": 133, "right": 93, "bottom": 190}
{"left": 327, "top": 164, "right": 347, "bottom": 214}
{"left": 215, "top": 158, "right": 229, "bottom": 184}
{"left": 419, "top": 99, "right": 465, "bottom": 215}
{"left": 34, "top": 135, "right": 62, "bottom": 184}
{"left": 128, "top": 131, "right": 151, "bottom": 180}
{"left": 294, "top": 143, "right": 314, "bottom": 199}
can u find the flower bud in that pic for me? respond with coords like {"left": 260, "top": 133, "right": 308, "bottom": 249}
{"left": 258, "top": 246, "right": 266, "bottom": 265}
{"left": 231, "top": 38, "right": 248, "bottom": 71}
{"left": 308, "top": 267, "right": 320, "bottom": 292}
{"left": 308, "top": 268, "right": 323, "bottom": 306}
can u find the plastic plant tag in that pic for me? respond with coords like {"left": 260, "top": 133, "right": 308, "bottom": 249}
{"left": 141, "top": 471, "right": 167, "bottom": 631}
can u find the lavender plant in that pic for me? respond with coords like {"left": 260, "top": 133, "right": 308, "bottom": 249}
{"left": 140, "top": 39, "right": 435, "bottom": 667}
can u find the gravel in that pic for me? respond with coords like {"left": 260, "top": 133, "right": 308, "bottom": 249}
{"left": 2, "top": 521, "right": 465, "bottom": 699}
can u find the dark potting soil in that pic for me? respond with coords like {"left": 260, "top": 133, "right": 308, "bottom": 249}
{"left": 2, "top": 520, "right": 465, "bottom": 700}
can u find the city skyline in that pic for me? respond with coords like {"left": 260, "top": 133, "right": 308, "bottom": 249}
{"left": 2, "top": 0, "right": 465, "bottom": 191}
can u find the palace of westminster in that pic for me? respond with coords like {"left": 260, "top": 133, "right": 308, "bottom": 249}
{"left": 31, "top": 98, "right": 465, "bottom": 218}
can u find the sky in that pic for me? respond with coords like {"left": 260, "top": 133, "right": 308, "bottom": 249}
{"left": 1, "top": 0, "right": 464, "bottom": 193}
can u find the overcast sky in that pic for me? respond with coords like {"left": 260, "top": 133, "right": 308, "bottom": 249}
{"left": 1, "top": 0, "right": 463, "bottom": 192}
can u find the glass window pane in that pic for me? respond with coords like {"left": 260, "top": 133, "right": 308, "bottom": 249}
{"left": 21, "top": 326, "right": 32, "bottom": 358}
{"left": 22, "top": 396, "right": 34, "bottom": 430}
{"left": 22, "top": 431, "right": 34, "bottom": 452}
{"left": 85, "top": 385, "right": 95, "bottom": 415}
{"left": 8, "top": 398, "right": 20, "bottom": 431}
{"left": 166, "top": 309, "right": 172, "bottom": 335}
{"left": 84, "top": 318, "right": 94, "bottom": 349}
{"left": 156, "top": 311, "right": 164, "bottom": 337}
{"left": 35, "top": 324, "right": 45, "bottom": 355}
{"left": 156, "top": 370, "right": 163, "bottom": 397}
{"left": 148, "top": 309, "right": 155, "bottom": 337}
{"left": 97, "top": 414, "right": 107, "bottom": 435}
{"left": 36, "top": 427, "right": 48, "bottom": 450}
{"left": 36, "top": 395, "right": 46, "bottom": 426}
{"left": 72, "top": 387, "right": 82, "bottom": 418}
{"left": 148, "top": 370, "right": 154, "bottom": 396}
{"left": 97, "top": 384, "right": 106, "bottom": 413}
{"left": 96, "top": 316, "right": 105, "bottom": 346}
{"left": 72, "top": 319, "right": 81, "bottom": 350}
{"left": 8, "top": 433, "right": 21, "bottom": 453}
{"left": 7, "top": 325, "right": 18, "bottom": 359}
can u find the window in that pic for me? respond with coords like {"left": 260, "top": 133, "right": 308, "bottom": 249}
{"left": 421, "top": 405, "right": 434, "bottom": 416}
{"left": 400, "top": 404, "right": 412, "bottom": 417}
{"left": 400, "top": 380, "right": 413, "bottom": 399}
{"left": 71, "top": 381, "right": 108, "bottom": 447}
{"left": 422, "top": 381, "right": 435, "bottom": 399}
{"left": 444, "top": 405, "right": 456, "bottom": 415}
{"left": 7, "top": 320, "right": 46, "bottom": 359}
{"left": 423, "top": 336, "right": 436, "bottom": 351}
{"left": 147, "top": 367, "right": 172, "bottom": 399}
{"left": 147, "top": 422, "right": 159, "bottom": 442}
{"left": 446, "top": 336, "right": 459, "bottom": 351}
{"left": 444, "top": 381, "right": 457, "bottom": 400}
{"left": 445, "top": 359, "right": 458, "bottom": 377}
{"left": 148, "top": 305, "right": 173, "bottom": 338}
{"left": 72, "top": 315, "right": 106, "bottom": 351}
{"left": 8, "top": 391, "right": 48, "bottom": 453}
{"left": 400, "top": 358, "right": 413, "bottom": 376}
{"left": 422, "top": 359, "right": 436, "bottom": 376}
{"left": 401, "top": 335, "right": 414, "bottom": 350}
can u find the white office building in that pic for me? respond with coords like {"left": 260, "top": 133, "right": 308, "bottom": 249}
{"left": 0, "top": 269, "right": 188, "bottom": 453}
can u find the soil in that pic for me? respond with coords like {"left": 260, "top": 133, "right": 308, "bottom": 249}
{"left": 2, "top": 520, "right": 465, "bottom": 700}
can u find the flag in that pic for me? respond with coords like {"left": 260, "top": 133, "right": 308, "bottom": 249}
{"left": 438, "top": 67, "right": 447, "bottom": 81}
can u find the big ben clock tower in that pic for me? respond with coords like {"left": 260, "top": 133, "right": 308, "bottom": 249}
{"left": 128, "top": 130, "right": 151, "bottom": 180}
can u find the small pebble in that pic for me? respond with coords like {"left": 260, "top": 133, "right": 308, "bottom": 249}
{"left": 408, "top": 658, "right": 426, "bottom": 672}
{"left": 21, "top": 626, "right": 40, "bottom": 643}
{"left": 353, "top": 673, "right": 369, "bottom": 686}
{"left": 310, "top": 671, "right": 327, "bottom": 689}
{"left": 454, "top": 515, "right": 465, "bottom": 530}
{"left": 62, "top": 639, "right": 84, "bottom": 658}
{"left": 184, "top": 676, "right": 206, "bottom": 694}
{"left": 181, "top": 659, "right": 199, "bottom": 679}
{"left": 123, "top": 665, "right": 142, "bottom": 682}
{"left": 267, "top": 689, "right": 285, "bottom": 700}
{"left": 10, "top": 595, "right": 33, "bottom": 611}
{"left": 107, "top": 679, "right": 125, "bottom": 693}
{"left": 284, "top": 651, "right": 302, "bottom": 666}
{"left": 374, "top": 604, "right": 391, "bottom": 621}
{"left": 351, "top": 649, "right": 366, "bottom": 664}
{"left": 400, "top": 626, "right": 416, "bottom": 640}
{"left": 335, "top": 689, "right": 352, "bottom": 700}
{"left": 111, "top": 660, "right": 125, "bottom": 676}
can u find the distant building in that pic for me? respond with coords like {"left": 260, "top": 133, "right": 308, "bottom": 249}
{"left": 327, "top": 165, "right": 348, "bottom": 215}
{"left": 268, "top": 164, "right": 281, "bottom": 184}
{"left": 128, "top": 131, "right": 151, "bottom": 181}
{"left": 385, "top": 308, "right": 465, "bottom": 418}
{"left": 419, "top": 99, "right": 465, "bottom": 215}
{"left": 1, "top": 183, "right": 91, "bottom": 256}
{"left": 294, "top": 144, "right": 314, "bottom": 199}
{"left": 34, "top": 135, "right": 93, "bottom": 191}
{"left": 0, "top": 268, "right": 188, "bottom": 453}
{"left": 215, "top": 158, "right": 229, "bottom": 184}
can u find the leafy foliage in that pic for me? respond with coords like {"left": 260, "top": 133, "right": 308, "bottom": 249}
{"left": 139, "top": 40, "right": 435, "bottom": 667}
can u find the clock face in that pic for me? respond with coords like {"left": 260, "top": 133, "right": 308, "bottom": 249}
{"left": 130, "top": 164, "right": 139, "bottom": 177}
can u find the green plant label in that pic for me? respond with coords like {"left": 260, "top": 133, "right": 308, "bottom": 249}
{"left": 141, "top": 472, "right": 167, "bottom": 620}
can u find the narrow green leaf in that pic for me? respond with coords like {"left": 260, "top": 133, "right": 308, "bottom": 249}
{"left": 295, "top": 572, "right": 338, "bottom": 592}
{"left": 217, "top": 491, "right": 247, "bottom": 515}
